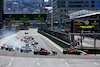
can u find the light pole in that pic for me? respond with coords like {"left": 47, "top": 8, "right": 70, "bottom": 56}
{"left": 58, "top": 18, "right": 60, "bottom": 32}
{"left": 63, "top": 18, "right": 66, "bottom": 32}
{"left": 13, "top": 10, "right": 15, "bottom": 27}
{"left": 71, "top": 20, "right": 75, "bottom": 42}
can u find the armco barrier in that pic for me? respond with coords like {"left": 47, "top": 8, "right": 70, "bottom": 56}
{"left": 44, "top": 29, "right": 70, "bottom": 43}
{"left": 38, "top": 30, "right": 70, "bottom": 48}
{"left": 77, "top": 47, "right": 100, "bottom": 54}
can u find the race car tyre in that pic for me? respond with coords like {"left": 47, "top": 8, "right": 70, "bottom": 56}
{"left": 54, "top": 52, "right": 57, "bottom": 55}
{"left": 52, "top": 51, "right": 57, "bottom": 55}
{"left": 63, "top": 51, "right": 67, "bottom": 54}
{"left": 20, "top": 49, "right": 23, "bottom": 52}
{"left": 34, "top": 51, "right": 38, "bottom": 55}
{"left": 21, "top": 39, "right": 23, "bottom": 41}
{"left": 32, "top": 38, "right": 34, "bottom": 40}
{"left": 8, "top": 49, "right": 11, "bottom": 51}
{"left": 32, "top": 44, "right": 34, "bottom": 45}
{"left": 76, "top": 52, "right": 81, "bottom": 55}
{"left": 1, "top": 46, "right": 5, "bottom": 49}
{"left": 36, "top": 42, "right": 38, "bottom": 44}
{"left": 6, "top": 48, "right": 8, "bottom": 51}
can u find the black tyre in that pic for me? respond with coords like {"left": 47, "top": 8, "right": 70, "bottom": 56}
{"left": 76, "top": 52, "right": 81, "bottom": 55}
{"left": 52, "top": 51, "right": 57, "bottom": 55}
{"left": 20, "top": 49, "right": 23, "bottom": 52}
{"left": 21, "top": 39, "right": 23, "bottom": 41}
{"left": 63, "top": 51, "right": 67, "bottom": 54}
{"left": 8, "top": 49, "right": 11, "bottom": 51}
{"left": 32, "top": 38, "right": 34, "bottom": 40}
{"left": 1, "top": 46, "right": 5, "bottom": 49}
{"left": 6, "top": 48, "right": 8, "bottom": 51}
{"left": 36, "top": 42, "right": 38, "bottom": 44}
{"left": 34, "top": 51, "right": 38, "bottom": 55}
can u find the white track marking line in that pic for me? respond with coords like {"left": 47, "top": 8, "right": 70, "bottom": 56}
{"left": 36, "top": 58, "right": 40, "bottom": 66}
{"left": 36, "top": 58, "right": 38, "bottom": 60}
{"left": 61, "top": 59, "right": 69, "bottom": 65}
{"left": 94, "top": 62, "right": 98, "bottom": 65}
{"left": 8, "top": 57, "right": 14, "bottom": 67}
{"left": 37, "top": 62, "right": 40, "bottom": 65}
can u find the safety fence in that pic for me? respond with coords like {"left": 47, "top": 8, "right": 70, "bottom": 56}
{"left": 77, "top": 47, "right": 100, "bottom": 54}
{"left": 44, "top": 29, "right": 71, "bottom": 43}
{"left": 38, "top": 30, "right": 70, "bottom": 48}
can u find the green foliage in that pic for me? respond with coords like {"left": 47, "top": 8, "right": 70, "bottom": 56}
{"left": 24, "top": 23, "right": 30, "bottom": 26}
{"left": 57, "top": 23, "right": 62, "bottom": 27}
{"left": 11, "top": 22, "right": 16, "bottom": 24}
{"left": 47, "top": 20, "right": 51, "bottom": 23}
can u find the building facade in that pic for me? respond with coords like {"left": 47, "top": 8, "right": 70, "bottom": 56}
{"left": 40, "top": 7, "right": 51, "bottom": 22}
{"left": 53, "top": 0, "right": 100, "bottom": 23}
{"left": 43, "top": 0, "right": 51, "bottom": 7}
{"left": 12, "top": 2, "right": 19, "bottom": 11}
{"left": 0, "top": 0, "right": 3, "bottom": 28}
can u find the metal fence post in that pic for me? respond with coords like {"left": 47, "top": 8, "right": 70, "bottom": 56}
{"left": 71, "top": 20, "right": 75, "bottom": 42}
{"left": 81, "top": 31, "right": 83, "bottom": 50}
{"left": 94, "top": 31, "right": 96, "bottom": 55}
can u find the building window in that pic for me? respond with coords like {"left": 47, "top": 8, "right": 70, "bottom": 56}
{"left": 76, "top": 9, "right": 78, "bottom": 11}
{"left": 60, "top": 19, "right": 63, "bottom": 23}
{"left": 60, "top": 14, "right": 63, "bottom": 17}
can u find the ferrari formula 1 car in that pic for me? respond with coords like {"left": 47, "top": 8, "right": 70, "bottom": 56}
{"left": 34, "top": 48, "right": 57, "bottom": 55}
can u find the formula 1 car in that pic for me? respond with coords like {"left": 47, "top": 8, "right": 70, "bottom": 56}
{"left": 1, "top": 43, "right": 9, "bottom": 49}
{"left": 29, "top": 36, "right": 34, "bottom": 40}
{"left": 20, "top": 46, "right": 33, "bottom": 53}
{"left": 5, "top": 46, "right": 15, "bottom": 51}
{"left": 31, "top": 41, "right": 38, "bottom": 45}
{"left": 25, "top": 32, "right": 28, "bottom": 34}
{"left": 20, "top": 38, "right": 29, "bottom": 43}
{"left": 1, "top": 46, "right": 5, "bottom": 49}
{"left": 21, "top": 36, "right": 34, "bottom": 43}
{"left": 34, "top": 48, "right": 57, "bottom": 55}
{"left": 20, "top": 48, "right": 32, "bottom": 53}
{"left": 63, "top": 48, "right": 82, "bottom": 55}
{"left": 21, "top": 38, "right": 27, "bottom": 41}
{"left": 24, "top": 36, "right": 34, "bottom": 40}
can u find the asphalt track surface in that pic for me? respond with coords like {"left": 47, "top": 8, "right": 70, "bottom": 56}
{"left": 0, "top": 28, "right": 100, "bottom": 67}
